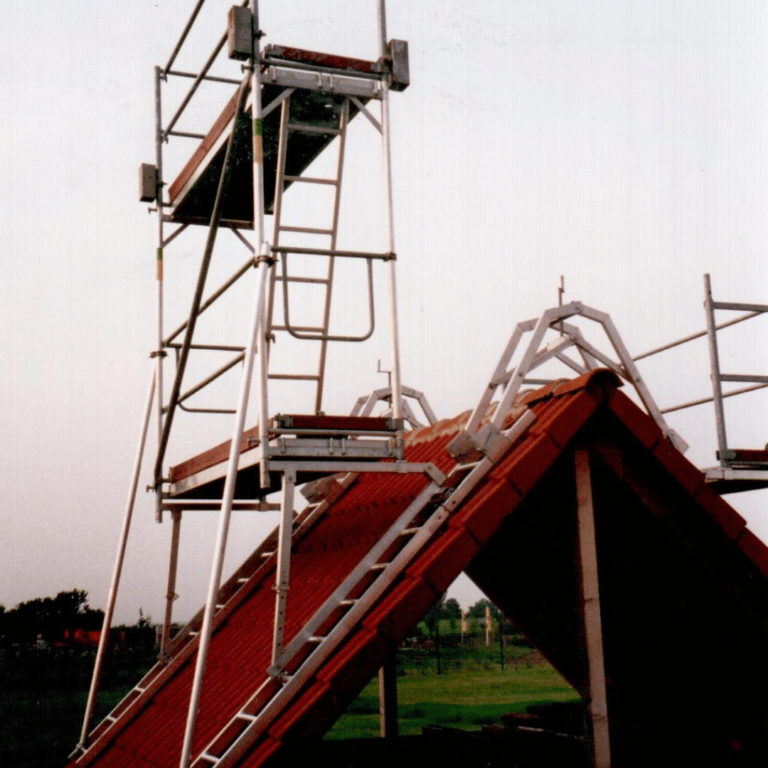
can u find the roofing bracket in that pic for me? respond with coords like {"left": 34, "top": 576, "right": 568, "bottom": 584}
{"left": 465, "top": 301, "right": 688, "bottom": 455}
{"left": 351, "top": 384, "right": 438, "bottom": 429}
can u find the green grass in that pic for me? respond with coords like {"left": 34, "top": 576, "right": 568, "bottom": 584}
{"left": 0, "top": 684, "right": 136, "bottom": 768}
{"left": 326, "top": 663, "right": 580, "bottom": 740}
{"left": 0, "top": 648, "right": 153, "bottom": 768}
{"left": 1, "top": 644, "right": 578, "bottom": 763}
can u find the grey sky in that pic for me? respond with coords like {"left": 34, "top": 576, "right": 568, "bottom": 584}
{"left": 2, "top": 1, "right": 767, "bottom": 625}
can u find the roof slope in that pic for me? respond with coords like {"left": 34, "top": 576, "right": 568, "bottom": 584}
{"left": 70, "top": 371, "right": 768, "bottom": 767}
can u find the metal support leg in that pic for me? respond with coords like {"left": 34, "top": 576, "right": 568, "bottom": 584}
{"left": 574, "top": 449, "right": 611, "bottom": 768}
{"left": 76, "top": 368, "right": 156, "bottom": 752}
{"left": 272, "top": 469, "right": 296, "bottom": 665}
{"left": 179, "top": 7, "right": 270, "bottom": 756}
{"left": 178, "top": 257, "right": 271, "bottom": 768}
{"left": 160, "top": 509, "right": 182, "bottom": 658}
{"left": 154, "top": 65, "right": 166, "bottom": 523}
{"left": 704, "top": 274, "right": 731, "bottom": 464}
{"left": 378, "top": 2, "right": 404, "bottom": 456}
{"left": 378, "top": 650, "right": 398, "bottom": 739}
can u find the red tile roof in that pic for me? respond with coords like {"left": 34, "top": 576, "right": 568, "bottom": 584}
{"left": 70, "top": 370, "right": 768, "bottom": 766}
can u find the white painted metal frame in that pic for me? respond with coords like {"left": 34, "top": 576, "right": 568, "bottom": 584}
{"left": 177, "top": 3, "right": 408, "bottom": 765}
{"left": 188, "top": 408, "right": 537, "bottom": 768}
{"left": 704, "top": 273, "right": 768, "bottom": 466}
{"left": 352, "top": 384, "right": 438, "bottom": 428}
{"left": 464, "top": 301, "right": 687, "bottom": 454}
{"left": 76, "top": 368, "right": 157, "bottom": 752}
{"left": 178, "top": 0, "right": 270, "bottom": 761}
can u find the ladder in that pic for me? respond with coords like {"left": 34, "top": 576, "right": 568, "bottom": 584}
{"left": 266, "top": 93, "right": 376, "bottom": 415}
{"left": 186, "top": 410, "right": 535, "bottom": 768}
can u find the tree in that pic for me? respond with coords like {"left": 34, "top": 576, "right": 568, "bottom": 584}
{"left": 422, "top": 595, "right": 446, "bottom": 633}
{"left": 443, "top": 598, "right": 461, "bottom": 620}
{"left": 467, "top": 598, "right": 503, "bottom": 624}
{"left": 2, "top": 590, "right": 103, "bottom": 645}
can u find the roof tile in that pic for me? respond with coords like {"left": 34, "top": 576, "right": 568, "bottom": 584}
{"left": 362, "top": 574, "right": 441, "bottom": 642}
{"left": 449, "top": 478, "right": 522, "bottom": 545}
{"left": 651, "top": 439, "right": 707, "bottom": 496}
{"left": 408, "top": 525, "right": 483, "bottom": 595}
{"left": 606, "top": 388, "right": 663, "bottom": 450}
{"left": 489, "top": 431, "right": 562, "bottom": 497}
{"left": 738, "top": 529, "right": 768, "bottom": 579}
{"left": 268, "top": 679, "right": 331, "bottom": 741}
{"left": 693, "top": 484, "right": 747, "bottom": 541}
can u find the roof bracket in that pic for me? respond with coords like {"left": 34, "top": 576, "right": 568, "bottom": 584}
{"left": 464, "top": 300, "right": 689, "bottom": 455}
{"left": 475, "top": 423, "right": 513, "bottom": 464}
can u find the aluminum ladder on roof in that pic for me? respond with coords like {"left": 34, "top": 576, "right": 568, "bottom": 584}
{"left": 185, "top": 411, "right": 536, "bottom": 768}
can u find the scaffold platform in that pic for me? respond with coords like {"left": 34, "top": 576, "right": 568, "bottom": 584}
{"left": 167, "top": 44, "right": 407, "bottom": 228}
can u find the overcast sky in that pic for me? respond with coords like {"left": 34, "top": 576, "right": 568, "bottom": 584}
{"left": 2, "top": 1, "right": 768, "bottom": 625}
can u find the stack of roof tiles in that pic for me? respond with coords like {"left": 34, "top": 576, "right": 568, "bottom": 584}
{"left": 69, "top": 370, "right": 768, "bottom": 767}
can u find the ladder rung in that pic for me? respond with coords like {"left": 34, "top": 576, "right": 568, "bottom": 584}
{"left": 238, "top": 712, "right": 259, "bottom": 723}
{"left": 134, "top": 686, "right": 146, "bottom": 693}
{"left": 272, "top": 325, "right": 326, "bottom": 333}
{"left": 339, "top": 599, "right": 357, "bottom": 606}
{"left": 106, "top": 715, "right": 118, "bottom": 722}
{"left": 237, "top": 577, "right": 249, "bottom": 583}
{"left": 215, "top": 603, "right": 225, "bottom": 610}
{"left": 400, "top": 527, "right": 421, "bottom": 536}
{"left": 452, "top": 461, "right": 483, "bottom": 475}
{"left": 200, "top": 752, "right": 221, "bottom": 765}
{"left": 261, "top": 551, "right": 275, "bottom": 558}
{"left": 272, "top": 245, "right": 392, "bottom": 261}
{"left": 268, "top": 373, "right": 322, "bottom": 381}
{"left": 287, "top": 123, "right": 341, "bottom": 136}
{"left": 274, "top": 275, "right": 330, "bottom": 285}
{"left": 189, "top": 631, "right": 199, "bottom": 637}
{"left": 279, "top": 225, "right": 334, "bottom": 236}
{"left": 370, "top": 563, "right": 388, "bottom": 571}
{"left": 283, "top": 174, "right": 338, "bottom": 186}
{"left": 308, "top": 636, "right": 324, "bottom": 643}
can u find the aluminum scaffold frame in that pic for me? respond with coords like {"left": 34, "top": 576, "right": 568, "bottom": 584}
{"left": 77, "top": 2, "right": 422, "bottom": 764}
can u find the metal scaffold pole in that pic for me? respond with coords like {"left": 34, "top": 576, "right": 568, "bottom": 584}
{"left": 378, "top": 0, "right": 404, "bottom": 449}
{"left": 154, "top": 65, "right": 166, "bottom": 523}
{"left": 77, "top": 368, "right": 157, "bottom": 751}
{"left": 178, "top": 2, "right": 271, "bottom": 763}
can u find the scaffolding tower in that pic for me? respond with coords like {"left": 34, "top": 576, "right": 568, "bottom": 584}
{"left": 72, "top": 4, "right": 768, "bottom": 767}
{"left": 76, "top": 2, "right": 438, "bottom": 762}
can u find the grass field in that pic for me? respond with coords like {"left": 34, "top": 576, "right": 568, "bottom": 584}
{"left": 327, "top": 659, "right": 580, "bottom": 739}
{"left": 1, "top": 644, "right": 579, "bottom": 765}
{"left": 0, "top": 648, "right": 151, "bottom": 768}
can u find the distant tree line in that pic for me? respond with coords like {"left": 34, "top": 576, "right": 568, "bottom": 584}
{"left": 0, "top": 589, "right": 103, "bottom": 648}
{"left": 421, "top": 595, "right": 505, "bottom": 634}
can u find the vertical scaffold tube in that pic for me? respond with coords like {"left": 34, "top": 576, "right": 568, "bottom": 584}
{"left": 77, "top": 368, "right": 156, "bottom": 751}
{"left": 378, "top": 0, "right": 404, "bottom": 449}
{"left": 154, "top": 65, "right": 166, "bottom": 523}
{"left": 160, "top": 509, "right": 182, "bottom": 657}
{"left": 178, "top": 4, "right": 271, "bottom": 765}
{"left": 704, "top": 273, "right": 730, "bottom": 464}
{"left": 251, "top": 0, "right": 272, "bottom": 489}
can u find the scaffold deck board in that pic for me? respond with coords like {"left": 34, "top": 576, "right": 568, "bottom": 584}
{"left": 167, "top": 75, "right": 367, "bottom": 228}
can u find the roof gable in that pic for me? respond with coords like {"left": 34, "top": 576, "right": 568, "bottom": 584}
{"left": 71, "top": 370, "right": 768, "bottom": 767}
